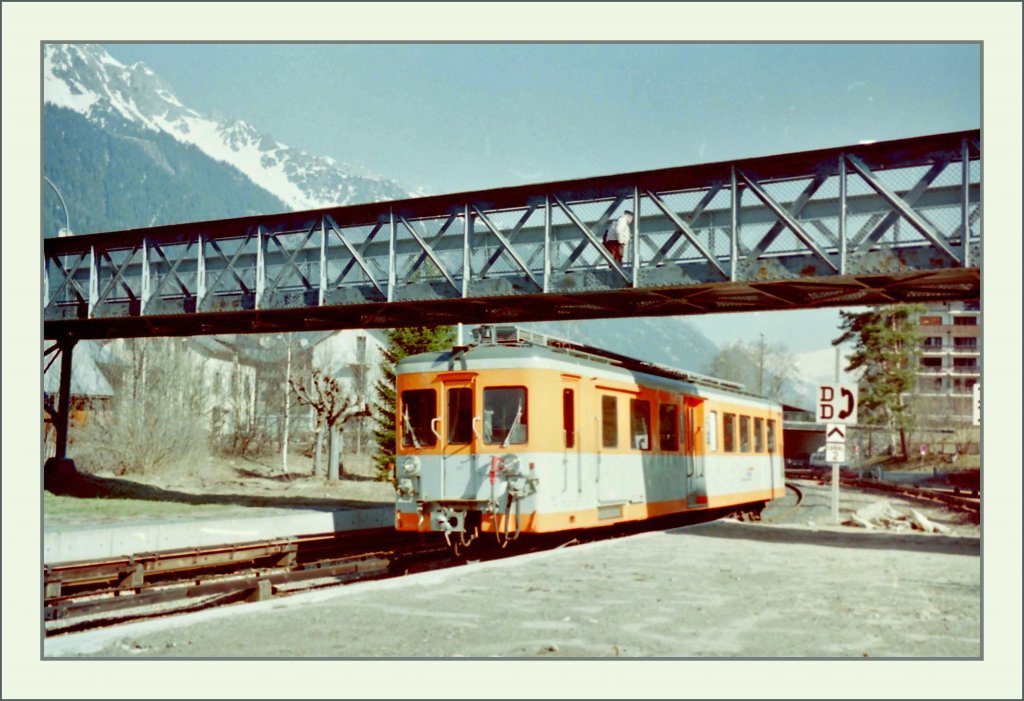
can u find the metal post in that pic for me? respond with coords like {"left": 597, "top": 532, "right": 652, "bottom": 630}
{"left": 463, "top": 204, "right": 472, "bottom": 298}
{"left": 196, "top": 233, "right": 207, "bottom": 310}
{"left": 140, "top": 238, "right": 150, "bottom": 314}
{"left": 961, "top": 139, "right": 970, "bottom": 268}
{"left": 255, "top": 225, "right": 266, "bottom": 309}
{"left": 839, "top": 155, "right": 847, "bottom": 275}
{"left": 542, "top": 196, "right": 551, "bottom": 293}
{"left": 319, "top": 218, "right": 328, "bottom": 306}
{"left": 282, "top": 338, "right": 291, "bottom": 473}
{"left": 832, "top": 346, "right": 840, "bottom": 524}
{"left": 632, "top": 185, "right": 640, "bottom": 287}
{"left": 88, "top": 245, "right": 98, "bottom": 317}
{"left": 54, "top": 337, "right": 78, "bottom": 461}
{"left": 387, "top": 209, "right": 397, "bottom": 302}
{"left": 758, "top": 333, "right": 765, "bottom": 395}
{"left": 730, "top": 167, "right": 739, "bottom": 282}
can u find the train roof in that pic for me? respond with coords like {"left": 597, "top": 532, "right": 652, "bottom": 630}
{"left": 397, "top": 325, "right": 773, "bottom": 403}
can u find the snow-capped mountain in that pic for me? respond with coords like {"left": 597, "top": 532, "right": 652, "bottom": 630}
{"left": 43, "top": 43, "right": 409, "bottom": 212}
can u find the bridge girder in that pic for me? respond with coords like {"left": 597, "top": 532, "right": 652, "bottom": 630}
{"left": 43, "top": 129, "right": 980, "bottom": 340}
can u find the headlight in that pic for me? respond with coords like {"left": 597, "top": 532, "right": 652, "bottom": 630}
{"left": 401, "top": 456, "right": 420, "bottom": 477}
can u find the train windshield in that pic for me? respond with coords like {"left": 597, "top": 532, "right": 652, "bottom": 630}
{"left": 483, "top": 387, "right": 528, "bottom": 446}
{"left": 401, "top": 389, "right": 437, "bottom": 447}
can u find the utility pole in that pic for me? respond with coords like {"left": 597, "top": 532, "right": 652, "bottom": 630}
{"left": 282, "top": 336, "right": 292, "bottom": 473}
{"left": 832, "top": 345, "right": 841, "bottom": 524}
{"left": 758, "top": 333, "right": 765, "bottom": 395}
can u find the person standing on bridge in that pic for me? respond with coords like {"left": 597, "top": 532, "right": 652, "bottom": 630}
{"left": 603, "top": 209, "right": 633, "bottom": 265}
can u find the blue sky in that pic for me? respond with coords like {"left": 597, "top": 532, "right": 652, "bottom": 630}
{"left": 102, "top": 42, "right": 981, "bottom": 362}
{"left": 103, "top": 43, "right": 979, "bottom": 195}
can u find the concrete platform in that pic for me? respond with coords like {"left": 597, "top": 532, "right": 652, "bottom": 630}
{"left": 46, "top": 519, "right": 981, "bottom": 660}
{"left": 43, "top": 504, "right": 394, "bottom": 564}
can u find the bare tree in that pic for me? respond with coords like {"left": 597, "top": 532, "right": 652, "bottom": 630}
{"left": 290, "top": 369, "right": 370, "bottom": 480}
{"left": 706, "top": 340, "right": 796, "bottom": 402}
{"left": 79, "top": 338, "right": 208, "bottom": 476}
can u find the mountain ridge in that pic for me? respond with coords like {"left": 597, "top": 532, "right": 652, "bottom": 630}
{"left": 44, "top": 43, "right": 409, "bottom": 213}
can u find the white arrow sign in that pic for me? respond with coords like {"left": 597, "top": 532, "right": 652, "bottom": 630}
{"left": 817, "top": 384, "right": 858, "bottom": 425}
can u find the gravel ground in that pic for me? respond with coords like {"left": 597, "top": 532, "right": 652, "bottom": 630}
{"left": 47, "top": 486, "right": 981, "bottom": 660}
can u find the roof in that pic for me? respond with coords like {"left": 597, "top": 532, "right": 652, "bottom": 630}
{"left": 398, "top": 326, "right": 777, "bottom": 408}
{"left": 42, "top": 341, "right": 114, "bottom": 397}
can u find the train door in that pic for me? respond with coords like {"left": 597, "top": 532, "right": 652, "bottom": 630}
{"left": 684, "top": 397, "right": 707, "bottom": 508}
{"left": 441, "top": 376, "right": 477, "bottom": 499}
{"left": 561, "top": 377, "right": 582, "bottom": 502}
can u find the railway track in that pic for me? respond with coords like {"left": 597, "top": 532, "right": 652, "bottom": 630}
{"left": 786, "top": 469, "right": 980, "bottom": 515}
{"left": 44, "top": 507, "right": 746, "bottom": 638}
{"left": 760, "top": 482, "right": 804, "bottom": 524}
{"left": 44, "top": 529, "right": 454, "bottom": 637}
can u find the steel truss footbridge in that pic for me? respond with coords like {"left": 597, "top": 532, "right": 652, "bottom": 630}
{"left": 43, "top": 129, "right": 980, "bottom": 459}
{"left": 45, "top": 129, "right": 980, "bottom": 340}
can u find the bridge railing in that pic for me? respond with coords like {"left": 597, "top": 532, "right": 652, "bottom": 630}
{"left": 44, "top": 129, "right": 979, "bottom": 334}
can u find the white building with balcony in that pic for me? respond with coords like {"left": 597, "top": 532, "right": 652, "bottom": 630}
{"left": 909, "top": 300, "right": 981, "bottom": 452}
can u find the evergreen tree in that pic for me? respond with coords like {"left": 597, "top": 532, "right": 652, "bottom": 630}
{"left": 832, "top": 304, "right": 924, "bottom": 459}
{"left": 372, "top": 326, "right": 455, "bottom": 480}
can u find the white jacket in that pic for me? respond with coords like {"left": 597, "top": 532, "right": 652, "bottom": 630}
{"left": 606, "top": 214, "right": 632, "bottom": 246}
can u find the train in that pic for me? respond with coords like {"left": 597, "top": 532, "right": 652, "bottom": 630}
{"left": 393, "top": 324, "right": 785, "bottom": 549}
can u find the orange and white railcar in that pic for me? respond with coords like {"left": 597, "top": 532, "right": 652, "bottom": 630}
{"left": 393, "top": 325, "right": 784, "bottom": 544}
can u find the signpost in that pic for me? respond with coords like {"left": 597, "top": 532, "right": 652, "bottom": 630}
{"left": 819, "top": 385, "right": 858, "bottom": 524}
{"left": 826, "top": 423, "right": 847, "bottom": 464}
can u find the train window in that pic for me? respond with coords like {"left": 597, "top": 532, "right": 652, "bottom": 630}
{"left": 400, "top": 389, "right": 437, "bottom": 447}
{"left": 707, "top": 410, "right": 718, "bottom": 451}
{"left": 723, "top": 413, "right": 736, "bottom": 452}
{"left": 483, "top": 387, "right": 528, "bottom": 445}
{"left": 630, "top": 399, "right": 651, "bottom": 451}
{"left": 659, "top": 403, "right": 679, "bottom": 451}
{"left": 446, "top": 387, "right": 473, "bottom": 444}
{"left": 601, "top": 396, "right": 618, "bottom": 448}
{"left": 739, "top": 416, "right": 751, "bottom": 452}
{"left": 754, "top": 417, "right": 765, "bottom": 452}
{"left": 563, "top": 389, "right": 575, "bottom": 449}
{"left": 767, "top": 419, "right": 777, "bottom": 453}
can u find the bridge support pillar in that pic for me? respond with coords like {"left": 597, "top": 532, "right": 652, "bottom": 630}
{"left": 44, "top": 336, "right": 79, "bottom": 491}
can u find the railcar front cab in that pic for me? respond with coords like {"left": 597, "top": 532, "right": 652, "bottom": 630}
{"left": 394, "top": 360, "right": 538, "bottom": 547}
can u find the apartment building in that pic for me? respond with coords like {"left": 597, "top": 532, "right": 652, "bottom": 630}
{"left": 911, "top": 300, "right": 981, "bottom": 440}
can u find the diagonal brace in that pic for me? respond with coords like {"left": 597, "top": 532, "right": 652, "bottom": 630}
{"left": 325, "top": 216, "right": 386, "bottom": 298}
{"left": 851, "top": 158, "right": 947, "bottom": 249}
{"left": 397, "top": 216, "right": 460, "bottom": 293}
{"left": 846, "top": 154, "right": 958, "bottom": 262}
{"left": 745, "top": 172, "right": 827, "bottom": 259}
{"left": 96, "top": 245, "right": 142, "bottom": 304}
{"left": 472, "top": 205, "right": 543, "bottom": 290}
{"left": 46, "top": 253, "right": 89, "bottom": 306}
{"left": 651, "top": 183, "right": 722, "bottom": 264}
{"left": 335, "top": 222, "right": 384, "bottom": 284}
{"left": 264, "top": 223, "right": 318, "bottom": 297}
{"left": 736, "top": 169, "right": 838, "bottom": 273}
{"left": 550, "top": 194, "right": 630, "bottom": 285}
{"left": 645, "top": 189, "right": 728, "bottom": 279}
{"left": 149, "top": 241, "right": 196, "bottom": 300}
{"left": 480, "top": 205, "right": 538, "bottom": 277}
{"left": 203, "top": 235, "right": 255, "bottom": 307}
{"left": 557, "top": 197, "right": 623, "bottom": 273}
{"left": 404, "top": 214, "right": 457, "bottom": 282}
